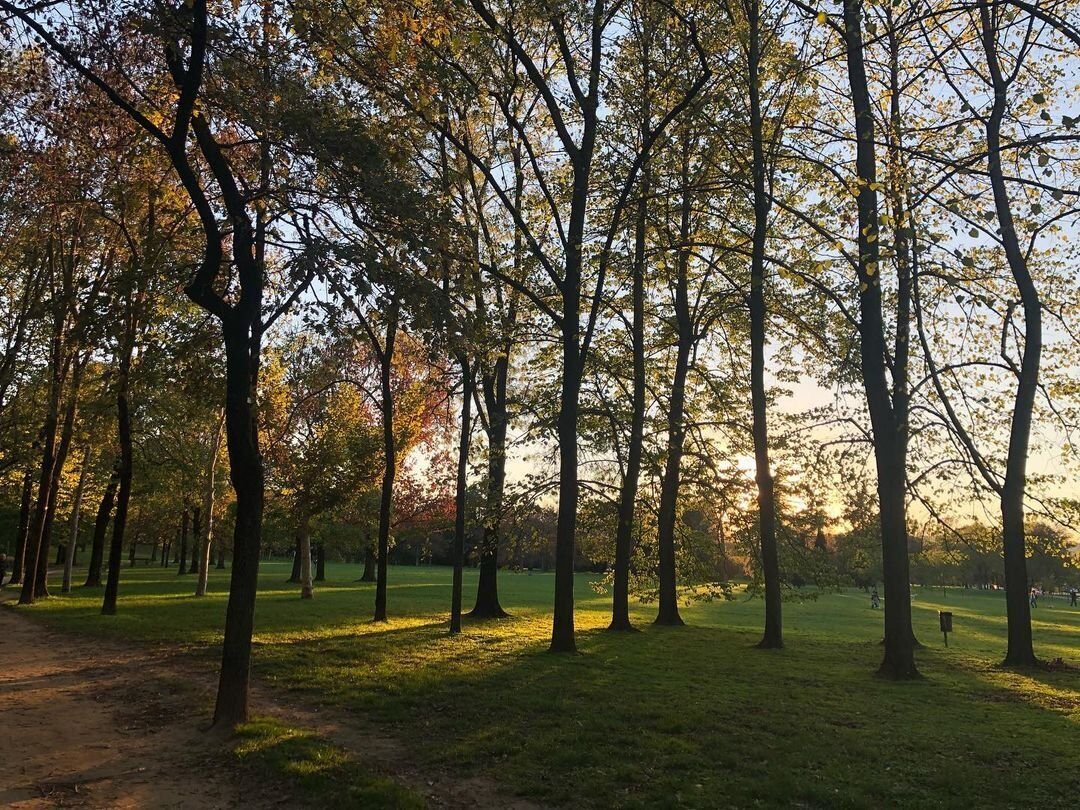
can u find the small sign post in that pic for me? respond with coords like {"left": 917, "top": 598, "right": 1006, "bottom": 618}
{"left": 939, "top": 611, "right": 953, "bottom": 647}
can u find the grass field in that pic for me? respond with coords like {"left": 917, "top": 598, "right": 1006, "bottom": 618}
{"left": 11, "top": 562, "right": 1080, "bottom": 807}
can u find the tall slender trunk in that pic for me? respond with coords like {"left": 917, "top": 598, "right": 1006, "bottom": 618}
{"left": 61, "top": 447, "right": 91, "bottom": 594}
{"left": 655, "top": 156, "right": 693, "bottom": 628}
{"left": 212, "top": 311, "right": 266, "bottom": 728}
{"left": 196, "top": 411, "right": 224, "bottom": 596}
{"left": 979, "top": 5, "right": 1039, "bottom": 667}
{"left": 177, "top": 506, "right": 190, "bottom": 574}
{"left": 450, "top": 361, "right": 473, "bottom": 635}
{"left": 299, "top": 516, "right": 313, "bottom": 599}
{"left": 33, "top": 360, "right": 83, "bottom": 598}
{"left": 188, "top": 506, "right": 201, "bottom": 573}
{"left": 288, "top": 533, "right": 302, "bottom": 583}
{"left": 842, "top": 0, "right": 917, "bottom": 678}
{"left": 315, "top": 542, "right": 326, "bottom": 582}
{"left": 470, "top": 359, "right": 508, "bottom": 618}
{"left": 10, "top": 464, "right": 33, "bottom": 586}
{"left": 550, "top": 165, "right": 588, "bottom": 653}
{"left": 747, "top": 0, "right": 782, "bottom": 648}
{"left": 84, "top": 464, "right": 118, "bottom": 587}
{"left": 373, "top": 306, "right": 398, "bottom": 622}
{"left": 102, "top": 316, "right": 135, "bottom": 616}
{"left": 611, "top": 85, "right": 650, "bottom": 633}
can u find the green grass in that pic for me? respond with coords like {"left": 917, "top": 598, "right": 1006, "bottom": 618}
{"left": 233, "top": 717, "right": 424, "bottom": 809}
{"left": 12, "top": 562, "right": 1080, "bottom": 807}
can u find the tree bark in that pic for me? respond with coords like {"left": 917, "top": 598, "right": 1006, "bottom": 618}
{"left": 189, "top": 506, "right": 202, "bottom": 574}
{"left": 450, "top": 361, "right": 473, "bottom": 635}
{"left": 979, "top": 4, "right": 1039, "bottom": 667}
{"left": 196, "top": 411, "right": 224, "bottom": 596}
{"left": 61, "top": 447, "right": 91, "bottom": 594}
{"left": 298, "top": 516, "right": 313, "bottom": 599}
{"left": 373, "top": 304, "right": 398, "bottom": 622}
{"left": 102, "top": 313, "right": 136, "bottom": 616}
{"left": 360, "top": 537, "right": 376, "bottom": 582}
{"left": 288, "top": 533, "right": 302, "bottom": 583}
{"left": 177, "top": 506, "right": 190, "bottom": 574}
{"left": 842, "top": 0, "right": 917, "bottom": 678}
{"left": 747, "top": 0, "right": 782, "bottom": 648}
{"left": 314, "top": 542, "right": 326, "bottom": 582}
{"left": 84, "top": 464, "right": 118, "bottom": 587}
{"left": 470, "top": 358, "right": 508, "bottom": 619}
{"left": 10, "top": 464, "right": 34, "bottom": 586}
{"left": 654, "top": 153, "right": 693, "bottom": 628}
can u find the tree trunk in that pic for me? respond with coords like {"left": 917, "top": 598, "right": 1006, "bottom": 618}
{"left": 84, "top": 465, "right": 118, "bottom": 587}
{"left": 211, "top": 312, "right": 266, "bottom": 729}
{"left": 979, "top": 4, "right": 1039, "bottom": 667}
{"left": 61, "top": 448, "right": 91, "bottom": 594}
{"left": 450, "top": 361, "right": 473, "bottom": 635}
{"left": 102, "top": 318, "right": 135, "bottom": 616}
{"left": 177, "top": 506, "right": 189, "bottom": 574}
{"left": 288, "top": 533, "right": 302, "bottom": 583}
{"left": 360, "top": 538, "right": 376, "bottom": 582}
{"left": 654, "top": 158, "right": 693, "bottom": 628}
{"left": 196, "top": 411, "right": 224, "bottom": 597}
{"left": 314, "top": 542, "right": 326, "bottom": 582}
{"left": 32, "top": 361, "right": 83, "bottom": 599}
{"left": 748, "top": 0, "right": 782, "bottom": 648}
{"left": 842, "top": 0, "right": 917, "bottom": 678}
{"left": 299, "top": 517, "right": 313, "bottom": 599}
{"left": 10, "top": 465, "right": 33, "bottom": 586}
{"left": 470, "top": 361, "right": 508, "bottom": 619}
{"left": 373, "top": 306, "right": 398, "bottom": 623}
{"left": 189, "top": 506, "right": 201, "bottom": 573}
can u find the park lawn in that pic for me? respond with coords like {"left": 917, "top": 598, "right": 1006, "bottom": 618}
{"left": 14, "top": 561, "right": 1080, "bottom": 808}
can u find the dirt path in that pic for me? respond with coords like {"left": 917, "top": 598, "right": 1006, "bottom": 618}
{"left": 0, "top": 602, "right": 539, "bottom": 809}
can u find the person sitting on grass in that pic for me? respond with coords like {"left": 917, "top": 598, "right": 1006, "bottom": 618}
{"left": 870, "top": 587, "right": 880, "bottom": 609}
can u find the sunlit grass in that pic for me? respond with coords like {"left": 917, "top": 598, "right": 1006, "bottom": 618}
{"left": 17, "top": 561, "right": 1080, "bottom": 807}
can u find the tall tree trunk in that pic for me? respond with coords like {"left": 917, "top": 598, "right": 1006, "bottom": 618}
{"left": 842, "top": 0, "right": 917, "bottom": 678}
{"left": 211, "top": 312, "right": 266, "bottom": 728}
{"left": 550, "top": 158, "right": 591, "bottom": 654}
{"left": 450, "top": 361, "right": 473, "bottom": 635}
{"left": 61, "top": 447, "right": 91, "bottom": 594}
{"left": 189, "top": 506, "right": 201, "bottom": 574}
{"left": 373, "top": 307, "right": 398, "bottom": 623}
{"left": 979, "top": 4, "right": 1039, "bottom": 667}
{"left": 102, "top": 316, "right": 135, "bottom": 616}
{"left": 654, "top": 157, "right": 693, "bottom": 628}
{"left": 10, "top": 464, "right": 33, "bottom": 586}
{"left": 611, "top": 164, "right": 648, "bottom": 633}
{"left": 470, "top": 360, "right": 508, "bottom": 619}
{"left": 288, "top": 533, "right": 302, "bottom": 583}
{"left": 360, "top": 537, "right": 376, "bottom": 582}
{"left": 314, "top": 542, "right": 326, "bottom": 582}
{"left": 747, "top": 0, "right": 782, "bottom": 648}
{"left": 196, "top": 411, "right": 224, "bottom": 596}
{"left": 299, "top": 516, "right": 313, "bottom": 599}
{"left": 33, "top": 360, "right": 84, "bottom": 599}
{"left": 84, "top": 464, "right": 118, "bottom": 587}
{"left": 177, "top": 506, "right": 190, "bottom": 574}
